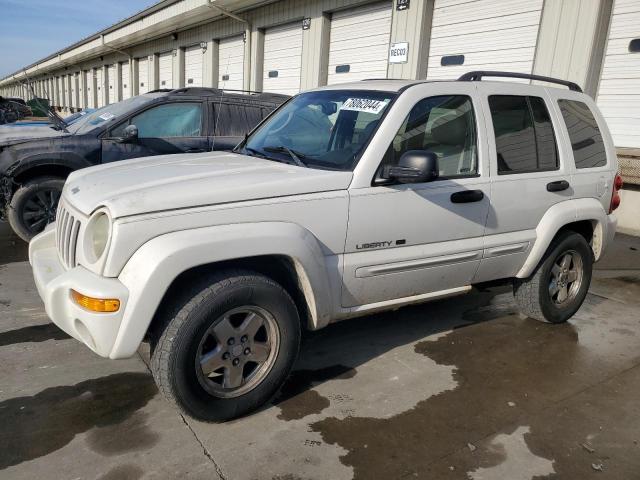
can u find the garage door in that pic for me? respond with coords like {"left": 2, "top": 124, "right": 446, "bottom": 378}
{"left": 597, "top": 0, "right": 640, "bottom": 148}
{"left": 63, "top": 76, "right": 69, "bottom": 107}
{"left": 159, "top": 52, "right": 173, "bottom": 89}
{"left": 218, "top": 35, "right": 245, "bottom": 90}
{"left": 263, "top": 22, "right": 302, "bottom": 95}
{"left": 121, "top": 62, "right": 131, "bottom": 100}
{"left": 426, "top": 0, "right": 543, "bottom": 80}
{"left": 185, "top": 45, "right": 204, "bottom": 87}
{"left": 107, "top": 65, "right": 116, "bottom": 104}
{"left": 96, "top": 68, "right": 105, "bottom": 108}
{"left": 327, "top": 2, "right": 392, "bottom": 85}
{"left": 85, "top": 71, "right": 94, "bottom": 108}
{"left": 138, "top": 57, "right": 149, "bottom": 94}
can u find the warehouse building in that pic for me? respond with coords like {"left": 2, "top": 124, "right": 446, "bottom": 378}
{"left": 0, "top": 0, "right": 638, "bottom": 152}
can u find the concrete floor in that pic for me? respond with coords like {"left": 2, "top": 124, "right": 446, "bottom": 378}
{"left": 1, "top": 221, "right": 640, "bottom": 480}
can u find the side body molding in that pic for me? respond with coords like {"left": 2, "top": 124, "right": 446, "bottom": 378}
{"left": 111, "top": 222, "right": 336, "bottom": 359}
{"left": 516, "top": 198, "right": 611, "bottom": 278}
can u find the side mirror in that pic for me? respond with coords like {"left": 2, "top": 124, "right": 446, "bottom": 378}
{"left": 386, "top": 150, "right": 439, "bottom": 183}
{"left": 119, "top": 124, "right": 138, "bottom": 143}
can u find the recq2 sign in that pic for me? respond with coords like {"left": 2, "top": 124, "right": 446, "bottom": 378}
{"left": 389, "top": 42, "right": 409, "bottom": 64}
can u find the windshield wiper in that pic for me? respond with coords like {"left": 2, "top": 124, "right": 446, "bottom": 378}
{"left": 263, "top": 146, "right": 307, "bottom": 167}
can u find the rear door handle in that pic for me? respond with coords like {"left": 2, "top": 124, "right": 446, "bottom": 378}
{"left": 450, "top": 190, "right": 484, "bottom": 203}
{"left": 546, "top": 180, "right": 570, "bottom": 192}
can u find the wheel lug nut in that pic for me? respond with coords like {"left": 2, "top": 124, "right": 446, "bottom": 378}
{"left": 244, "top": 348, "right": 251, "bottom": 355}
{"left": 232, "top": 358, "right": 240, "bottom": 366}
{"left": 222, "top": 352, "right": 230, "bottom": 360}
{"left": 241, "top": 335, "right": 248, "bottom": 343}
{"left": 227, "top": 338, "right": 235, "bottom": 346}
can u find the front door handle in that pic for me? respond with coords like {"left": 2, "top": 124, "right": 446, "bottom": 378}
{"left": 547, "top": 180, "right": 570, "bottom": 192}
{"left": 450, "top": 190, "right": 484, "bottom": 203}
{"left": 185, "top": 148, "right": 206, "bottom": 153}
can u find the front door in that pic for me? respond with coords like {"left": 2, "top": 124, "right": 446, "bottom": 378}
{"left": 343, "top": 91, "right": 490, "bottom": 307}
{"left": 101, "top": 101, "right": 209, "bottom": 162}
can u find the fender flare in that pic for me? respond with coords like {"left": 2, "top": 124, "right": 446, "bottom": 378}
{"left": 516, "top": 198, "right": 610, "bottom": 278}
{"left": 109, "top": 222, "right": 336, "bottom": 359}
{"left": 9, "top": 152, "right": 92, "bottom": 180}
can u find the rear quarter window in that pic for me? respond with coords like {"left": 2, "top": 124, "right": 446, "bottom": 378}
{"left": 558, "top": 99, "right": 606, "bottom": 169}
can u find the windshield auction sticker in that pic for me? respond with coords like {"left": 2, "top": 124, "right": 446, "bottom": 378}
{"left": 99, "top": 112, "right": 115, "bottom": 121}
{"left": 341, "top": 98, "right": 389, "bottom": 114}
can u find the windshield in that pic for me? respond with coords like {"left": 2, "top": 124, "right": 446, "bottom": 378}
{"left": 67, "top": 95, "right": 157, "bottom": 134}
{"left": 239, "top": 90, "right": 396, "bottom": 171}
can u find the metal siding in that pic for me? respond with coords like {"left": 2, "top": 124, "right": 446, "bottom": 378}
{"left": 218, "top": 35, "right": 245, "bottom": 90}
{"left": 185, "top": 45, "right": 204, "bottom": 86}
{"left": 121, "top": 62, "right": 131, "bottom": 99}
{"left": 427, "top": 0, "right": 543, "bottom": 80}
{"left": 327, "top": 1, "right": 393, "bottom": 84}
{"left": 597, "top": 0, "right": 640, "bottom": 148}
{"left": 159, "top": 51, "right": 173, "bottom": 88}
{"left": 263, "top": 22, "right": 303, "bottom": 95}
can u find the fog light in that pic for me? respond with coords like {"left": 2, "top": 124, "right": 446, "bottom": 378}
{"left": 71, "top": 289, "right": 120, "bottom": 313}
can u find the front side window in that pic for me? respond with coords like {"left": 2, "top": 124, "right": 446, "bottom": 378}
{"left": 489, "top": 95, "right": 558, "bottom": 174}
{"left": 381, "top": 95, "right": 478, "bottom": 178}
{"left": 112, "top": 102, "right": 202, "bottom": 138}
{"left": 558, "top": 99, "right": 606, "bottom": 168}
{"left": 241, "top": 90, "right": 395, "bottom": 171}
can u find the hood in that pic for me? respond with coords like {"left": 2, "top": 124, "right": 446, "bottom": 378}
{"left": 64, "top": 151, "right": 353, "bottom": 218}
{"left": 0, "top": 126, "right": 67, "bottom": 145}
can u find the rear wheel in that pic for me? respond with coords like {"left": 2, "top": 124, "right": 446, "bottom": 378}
{"left": 513, "top": 231, "right": 592, "bottom": 324}
{"left": 8, "top": 176, "right": 64, "bottom": 242}
{"left": 150, "top": 270, "right": 301, "bottom": 422}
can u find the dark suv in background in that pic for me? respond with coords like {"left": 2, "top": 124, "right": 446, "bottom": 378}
{"left": 0, "top": 88, "right": 289, "bottom": 240}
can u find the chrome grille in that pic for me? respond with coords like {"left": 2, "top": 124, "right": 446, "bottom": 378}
{"left": 56, "top": 202, "right": 82, "bottom": 269}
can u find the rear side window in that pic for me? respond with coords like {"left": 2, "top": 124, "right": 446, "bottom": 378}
{"left": 489, "top": 95, "right": 558, "bottom": 174}
{"left": 213, "top": 103, "right": 267, "bottom": 136}
{"left": 558, "top": 99, "right": 606, "bottom": 168}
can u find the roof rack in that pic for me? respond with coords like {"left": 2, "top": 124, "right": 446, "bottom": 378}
{"left": 458, "top": 71, "right": 582, "bottom": 92}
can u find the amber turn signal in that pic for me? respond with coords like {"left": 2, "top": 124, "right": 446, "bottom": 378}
{"left": 71, "top": 289, "right": 120, "bottom": 313}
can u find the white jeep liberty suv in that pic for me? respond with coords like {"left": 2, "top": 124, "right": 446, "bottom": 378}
{"left": 30, "top": 72, "right": 621, "bottom": 421}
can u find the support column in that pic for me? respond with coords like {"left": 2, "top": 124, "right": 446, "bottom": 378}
{"left": 101, "top": 65, "right": 109, "bottom": 106}
{"left": 115, "top": 62, "right": 122, "bottom": 101}
{"left": 243, "top": 27, "right": 252, "bottom": 92}
{"left": 249, "top": 27, "right": 264, "bottom": 92}
{"left": 150, "top": 53, "right": 159, "bottom": 90}
{"left": 175, "top": 47, "right": 185, "bottom": 88}
{"left": 130, "top": 58, "right": 138, "bottom": 96}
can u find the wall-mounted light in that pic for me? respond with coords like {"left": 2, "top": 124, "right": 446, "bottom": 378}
{"left": 200, "top": 41, "right": 208, "bottom": 53}
{"left": 171, "top": 32, "right": 178, "bottom": 41}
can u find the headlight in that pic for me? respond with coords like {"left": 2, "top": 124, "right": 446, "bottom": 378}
{"left": 84, "top": 209, "right": 112, "bottom": 263}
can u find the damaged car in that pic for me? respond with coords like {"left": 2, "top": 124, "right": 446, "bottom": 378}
{"left": 0, "top": 88, "right": 289, "bottom": 241}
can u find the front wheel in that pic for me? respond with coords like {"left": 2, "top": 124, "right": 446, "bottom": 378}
{"left": 150, "top": 270, "right": 301, "bottom": 422}
{"left": 514, "top": 231, "right": 593, "bottom": 324}
{"left": 7, "top": 176, "right": 65, "bottom": 242}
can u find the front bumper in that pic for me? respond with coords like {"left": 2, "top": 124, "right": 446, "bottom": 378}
{"left": 29, "top": 226, "right": 129, "bottom": 357}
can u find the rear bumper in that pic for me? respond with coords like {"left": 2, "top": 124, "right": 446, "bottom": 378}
{"left": 600, "top": 213, "right": 618, "bottom": 258}
{"left": 29, "top": 227, "right": 129, "bottom": 357}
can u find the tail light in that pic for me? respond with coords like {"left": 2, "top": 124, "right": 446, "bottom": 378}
{"left": 609, "top": 173, "right": 623, "bottom": 213}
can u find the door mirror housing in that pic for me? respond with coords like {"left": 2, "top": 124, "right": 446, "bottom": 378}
{"left": 386, "top": 150, "right": 439, "bottom": 183}
{"left": 119, "top": 124, "right": 139, "bottom": 143}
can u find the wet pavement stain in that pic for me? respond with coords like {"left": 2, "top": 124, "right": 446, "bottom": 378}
{"left": 97, "top": 464, "right": 144, "bottom": 480}
{"left": 273, "top": 365, "right": 357, "bottom": 421}
{"left": 86, "top": 411, "right": 160, "bottom": 456}
{"left": 310, "top": 317, "right": 594, "bottom": 479}
{"left": 0, "top": 372, "right": 157, "bottom": 470}
{"left": 0, "top": 322, "right": 70, "bottom": 347}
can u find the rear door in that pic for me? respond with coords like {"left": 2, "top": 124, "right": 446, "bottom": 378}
{"left": 210, "top": 101, "right": 269, "bottom": 150}
{"left": 474, "top": 83, "right": 570, "bottom": 283}
{"left": 101, "top": 101, "right": 209, "bottom": 162}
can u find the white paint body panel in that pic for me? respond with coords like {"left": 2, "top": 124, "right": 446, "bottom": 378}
{"left": 137, "top": 57, "right": 149, "bottom": 94}
{"left": 30, "top": 80, "right": 619, "bottom": 359}
{"left": 184, "top": 45, "right": 204, "bottom": 87}
{"left": 158, "top": 51, "right": 173, "bottom": 89}
{"left": 597, "top": 0, "right": 640, "bottom": 148}
{"left": 427, "top": 0, "right": 543, "bottom": 80}
{"left": 218, "top": 35, "right": 245, "bottom": 90}
{"left": 263, "top": 22, "right": 302, "bottom": 95}
{"left": 327, "top": 2, "right": 392, "bottom": 84}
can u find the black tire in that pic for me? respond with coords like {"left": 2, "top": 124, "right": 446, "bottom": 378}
{"left": 150, "top": 270, "right": 301, "bottom": 422}
{"left": 513, "top": 231, "right": 593, "bottom": 324}
{"left": 5, "top": 110, "right": 17, "bottom": 123}
{"left": 7, "top": 176, "right": 65, "bottom": 242}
